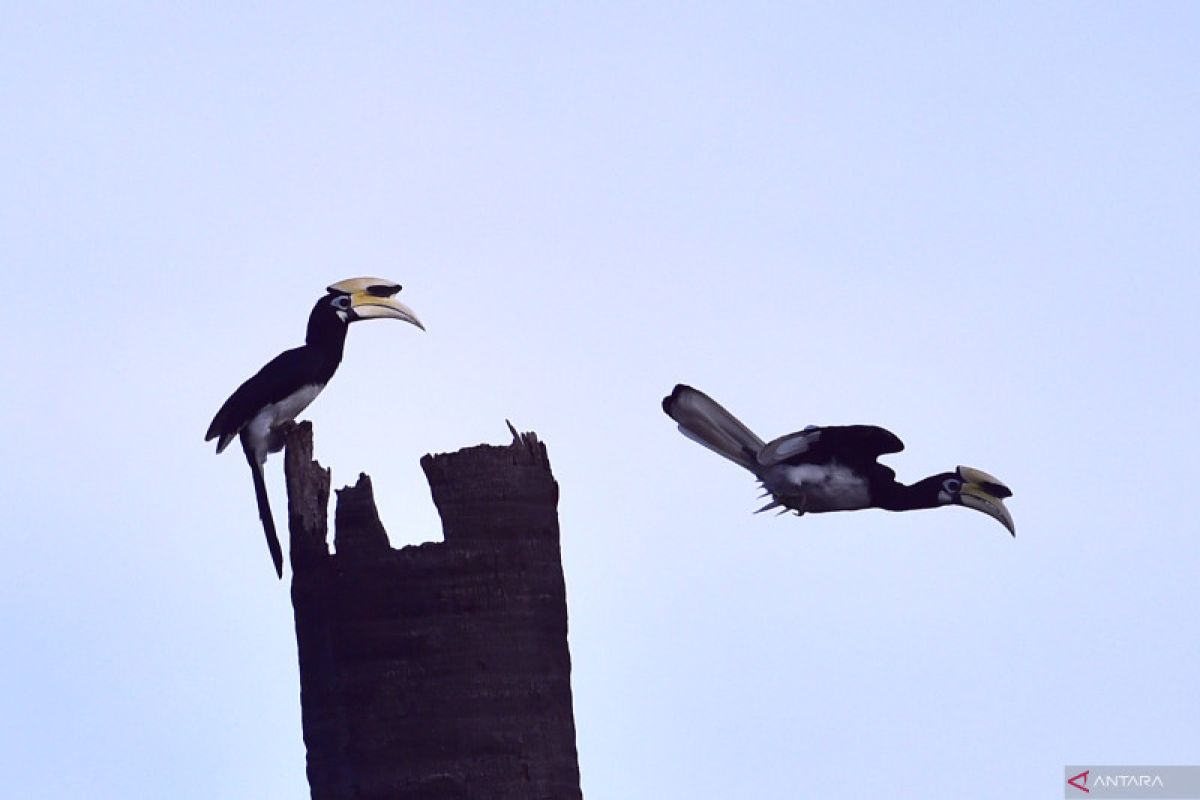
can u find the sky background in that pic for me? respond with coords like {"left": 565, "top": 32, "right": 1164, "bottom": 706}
{"left": 2, "top": 3, "right": 1198, "bottom": 798}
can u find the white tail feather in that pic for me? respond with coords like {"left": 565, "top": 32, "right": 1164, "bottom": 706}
{"left": 663, "top": 384, "right": 765, "bottom": 472}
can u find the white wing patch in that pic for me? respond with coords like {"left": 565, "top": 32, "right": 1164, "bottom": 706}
{"left": 758, "top": 426, "right": 822, "bottom": 467}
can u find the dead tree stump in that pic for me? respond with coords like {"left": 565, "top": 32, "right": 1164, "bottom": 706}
{"left": 283, "top": 422, "right": 582, "bottom": 800}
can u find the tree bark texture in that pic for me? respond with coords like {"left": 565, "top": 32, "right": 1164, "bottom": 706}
{"left": 283, "top": 422, "right": 582, "bottom": 800}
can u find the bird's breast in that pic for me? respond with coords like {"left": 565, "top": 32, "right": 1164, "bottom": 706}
{"left": 270, "top": 383, "right": 325, "bottom": 424}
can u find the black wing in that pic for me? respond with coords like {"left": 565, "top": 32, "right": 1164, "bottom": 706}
{"left": 759, "top": 424, "right": 904, "bottom": 468}
{"left": 205, "top": 345, "right": 326, "bottom": 452}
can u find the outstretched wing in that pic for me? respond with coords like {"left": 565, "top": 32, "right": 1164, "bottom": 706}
{"left": 758, "top": 424, "right": 904, "bottom": 468}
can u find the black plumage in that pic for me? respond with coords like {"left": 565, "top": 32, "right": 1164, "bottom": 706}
{"left": 206, "top": 279, "right": 423, "bottom": 577}
{"left": 207, "top": 298, "right": 347, "bottom": 454}
{"left": 662, "top": 383, "right": 1015, "bottom": 534}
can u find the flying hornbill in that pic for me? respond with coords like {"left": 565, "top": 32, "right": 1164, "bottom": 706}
{"left": 662, "top": 384, "right": 1015, "bottom": 535}
{"left": 206, "top": 278, "right": 424, "bottom": 577}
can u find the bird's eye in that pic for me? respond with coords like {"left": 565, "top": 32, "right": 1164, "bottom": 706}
{"left": 943, "top": 478, "right": 963, "bottom": 493}
{"left": 331, "top": 295, "right": 351, "bottom": 310}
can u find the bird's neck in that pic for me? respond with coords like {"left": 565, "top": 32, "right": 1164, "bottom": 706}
{"left": 875, "top": 475, "right": 944, "bottom": 512}
{"left": 305, "top": 312, "right": 348, "bottom": 364}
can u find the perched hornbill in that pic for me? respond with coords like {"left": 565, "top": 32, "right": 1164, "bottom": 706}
{"left": 206, "top": 278, "right": 424, "bottom": 577}
{"left": 662, "top": 384, "right": 1015, "bottom": 535}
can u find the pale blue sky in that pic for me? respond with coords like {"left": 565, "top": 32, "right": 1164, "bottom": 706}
{"left": 2, "top": 3, "right": 1198, "bottom": 798}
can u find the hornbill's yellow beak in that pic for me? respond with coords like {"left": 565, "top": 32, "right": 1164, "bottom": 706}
{"left": 327, "top": 277, "right": 425, "bottom": 330}
{"left": 955, "top": 466, "right": 1016, "bottom": 536}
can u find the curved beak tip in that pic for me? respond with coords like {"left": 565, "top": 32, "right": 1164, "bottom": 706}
{"left": 956, "top": 466, "right": 1015, "bottom": 536}
{"left": 986, "top": 509, "right": 1017, "bottom": 537}
{"left": 959, "top": 489, "right": 1016, "bottom": 537}
{"left": 350, "top": 298, "right": 424, "bottom": 330}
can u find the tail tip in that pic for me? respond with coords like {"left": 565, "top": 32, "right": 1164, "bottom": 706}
{"left": 662, "top": 383, "right": 693, "bottom": 416}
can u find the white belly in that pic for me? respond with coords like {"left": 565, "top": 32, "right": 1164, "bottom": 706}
{"left": 244, "top": 383, "right": 324, "bottom": 461}
{"left": 766, "top": 462, "right": 871, "bottom": 512}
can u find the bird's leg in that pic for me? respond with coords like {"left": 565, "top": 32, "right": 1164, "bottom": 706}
{"left": 266, "top": 420, "right": 298, "bottom": 455}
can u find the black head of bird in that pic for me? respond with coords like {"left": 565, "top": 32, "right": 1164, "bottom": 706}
{"left": 205, "top": 277, "right": 424, "bottom": 578}
{"left": 662, "top": 383, "right": 1016, "bottom": 536}
{"left": 874, "top": 465, "right": 1015, "bottom": 534}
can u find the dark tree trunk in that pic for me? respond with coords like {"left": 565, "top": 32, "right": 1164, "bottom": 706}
{"left": 283, "top": 422, "right": 582, "bottom": 800}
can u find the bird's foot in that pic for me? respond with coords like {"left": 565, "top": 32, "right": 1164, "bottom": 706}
{"left": 267, "top": 420, "right": 299, "bottom": 454}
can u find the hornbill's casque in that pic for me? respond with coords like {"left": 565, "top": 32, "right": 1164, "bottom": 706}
{"left": 662, "top": 384, "right": 1015, "bottom": 535}
{"left": 206, "top": 278, "right": 424, "bottom": 577}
